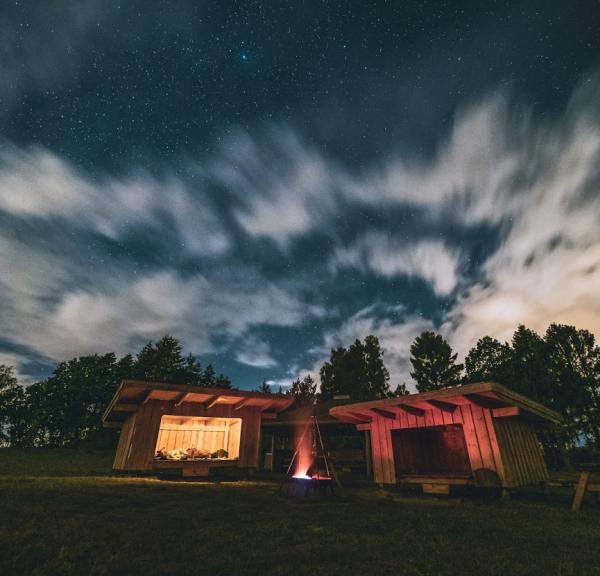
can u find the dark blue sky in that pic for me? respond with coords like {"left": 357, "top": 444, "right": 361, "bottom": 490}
{"left": 1, "top": 1, "right": 600, "bottom": 389}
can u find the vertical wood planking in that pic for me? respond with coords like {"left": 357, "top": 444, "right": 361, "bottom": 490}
{"left": 384, "top": 416, "right": 396, "bottom": 483}
{"left": 493, "top": 417, "right": 548, "bottom": 487}
{"left": 370, "top": 418, "right": 384, "bottom": 483}
{"left": 459, "top": 404, "right": 483, "bottom": 472}
{"left": 113, "top": 414, "right": 136, "bottom": 470}
{"left": 470, "top": 406, "right": 495, "bottom": 470}
{"left": 482, "top": 409, "right": 507, "bottom": 485}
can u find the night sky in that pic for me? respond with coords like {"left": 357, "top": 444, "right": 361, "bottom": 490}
{"left": 1, "top": 1, "right": 600, "bottom": 390}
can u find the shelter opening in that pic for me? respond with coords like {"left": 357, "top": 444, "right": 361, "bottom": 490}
{"left": 155, "top": 415, "right": 241, "bottom": 460}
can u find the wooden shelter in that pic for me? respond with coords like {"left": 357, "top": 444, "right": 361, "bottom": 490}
{"left": 102, "top": 380, "right": 294, "bottom": 477}
{"left": 329, "top": 382, "right": 562, "bottom": 493}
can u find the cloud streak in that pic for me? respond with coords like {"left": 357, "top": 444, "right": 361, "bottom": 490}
{"left": 1, "top": 72, "right": 600, "bottom": 389}
{"left": 332, "top": 234, "right": 461, "bottom": 296}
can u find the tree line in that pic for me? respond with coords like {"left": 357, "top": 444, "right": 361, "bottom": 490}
{"left": 0, "top": 335, "right": 231, "bottom": 447}
{"left": 1, "top": 324, "right": 599, "bottom": 465}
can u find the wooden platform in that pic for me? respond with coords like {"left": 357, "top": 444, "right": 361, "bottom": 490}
{"left": 397, "top": 474, "right": 473, "bottom": 495}
{"left": 153, "top": 459, "right": 238, "bottom": 477}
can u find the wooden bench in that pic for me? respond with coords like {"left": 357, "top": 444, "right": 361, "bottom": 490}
{"left": 572, "top": 464, "right": 600, "bottom": 511}
{"left": 153, "top": 459, "right": 238, "bottom": 478}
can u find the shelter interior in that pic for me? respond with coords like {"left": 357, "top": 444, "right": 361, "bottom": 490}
{"left": 155, "top": 415, "right": 242, "bottom": 460}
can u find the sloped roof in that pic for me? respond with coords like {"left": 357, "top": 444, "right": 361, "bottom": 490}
{"left": 102, "top": 379, "right": 295, "bottom": 427}
{"left": 329, "top": 381, "right": 563, "bottom": 425}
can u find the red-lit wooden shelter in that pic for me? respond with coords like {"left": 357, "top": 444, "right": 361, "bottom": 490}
{"left": 102, "top": 380, "right": 294, "bottom": 477}
{"left": 329, "top": 382, "right": 562, "bottom": 493}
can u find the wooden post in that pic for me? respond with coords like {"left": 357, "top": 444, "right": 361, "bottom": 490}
{"left": 572, "top": 470, "right": 591, "bottom": 512}
{"left": 365, "top": 430, "right": 372, "bottom": 478}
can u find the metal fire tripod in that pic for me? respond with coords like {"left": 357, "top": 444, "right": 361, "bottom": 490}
{"left": 284, "top": 415, "right": 331, "bottom": 479}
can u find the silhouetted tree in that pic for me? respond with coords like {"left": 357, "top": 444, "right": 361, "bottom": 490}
{"left": 464, "top": 336, "right": 512, "bottom": 384}
{"left": 289, "top": 374, "right": 317, "bottom": 403}
{"left": 0, "top": 365, "right": 20, "bottom": 446}
{"left": 390, "top": 382, "right": 410, "bottom": 396}
{"left": 256, "top": 381, "right": 272, "bottom": 394}
{"left": 410, "top": 331, "right": 463, "bottom": 392}
{"left": 15, "top": 353, "right": 131, "bottom": 447}
{"left": 542, "top": 324, "right": 600, "bottom": 450}
{"left": 507, "top": 325, "right": 548, "bottom": 401}
{"left": 320, "top": 336, "right": 390, "bottom": 401}
{"left": 364, "top": 335, "right": 391, "bottom": 398}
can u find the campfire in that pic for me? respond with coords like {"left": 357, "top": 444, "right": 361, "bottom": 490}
{"left": 281, "top": 416, "right": 334, "bottom": 498}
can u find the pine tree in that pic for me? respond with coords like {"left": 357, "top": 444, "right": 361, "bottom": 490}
{"left": 320, "top": 335, "right": 391, "bottom": 401}
{"left": 410, "top": 331, "right": 463, "bottom": 392}
{"left": 364, "top": 335, "right": 391, "bottom": 398}
{"left": 289, "top": 375, "right": 317, "bottom": 403}
{"left": 256, "top": 381, "right": 272, "bottom": 394}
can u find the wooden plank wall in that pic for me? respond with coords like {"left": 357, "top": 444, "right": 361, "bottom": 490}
{"left": 370, "top": 404, "right": 506, "bottom": 485}
{"left": 113, "top": 413, "right": 136, "bottom": 470}
{"left": 115, "top": 401, "right": 263, "bottom": 471}
{"left": 155, "top": 417, "right": 241, "bottom": 458}
{"left": 493, "top": 417, "right": 548, "bottom": 487}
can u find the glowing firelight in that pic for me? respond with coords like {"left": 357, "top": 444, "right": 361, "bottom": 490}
{"left": 288, "top": 416, "right": 332, "bottom": 481}
{"left": 292, "top": 418, "right": 314, "bottom": 477}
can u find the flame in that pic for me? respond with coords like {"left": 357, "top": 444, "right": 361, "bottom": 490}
{"left": 290, "top": 417, "right": 332, "bottom": 481}
{"left": 292, "top": 421, "right": 314, "bottom": 478}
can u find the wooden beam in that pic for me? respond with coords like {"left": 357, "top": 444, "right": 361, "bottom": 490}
{"left": 371, "top": 407, "right": 397, "bottom": 420}
{"left": 572, "top": 471, "right": 591, "bottom": 512}
{"left": 464, "top": 393, "right": 509, "bottom": 409}
{"left": 112, "top": 403, "right": 138, "bottom": 412}
{"left": 396, "top": 404, "right": 425, "bottom": 417}
{"left": 426, "top": 399, "right": 458, "bottom": 413}
{"left": 141, "top": 389, "right": 154, "bottom": 404}
{"left": 102, "top": 421, "right": 124, "bottom": 428}
{"left": 205, "top": 395, "right": 221, "bottom": 409}
{"left": 261, "top": 411, "right": 277, "bottom": 420}
{"left": 335, "top": 411, "right": 370, "bottom": 424}
{"left": 492, "top": 406, "right": 520, "bottom": 418}
{"left": 174, "top": 392, "right": 190, "bottom": 407}
{"left": 356, "top": 423, "right": 371, "bottom": 431}
{"left": 233, "top": 397, "right": 251, "bottom": 411}
{"left": 348, "top": 411, "right": 372, "bottom": 422}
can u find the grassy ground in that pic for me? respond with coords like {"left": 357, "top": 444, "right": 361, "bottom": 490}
{"left": 1, "top": 449, "right": 599, "bottom": 576}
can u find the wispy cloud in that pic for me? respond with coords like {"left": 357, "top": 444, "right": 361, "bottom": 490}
{"left": 0, "top": 144, "right": 230, "bottom": 256}
{"left": 235, "top": 336, "right": 277, "bottom": 368}
{"left": 332, "top": 234, "right": 461, "bottom": 296}
{"left": 6, "top": 268, "right": 316, "bottom": 362}
{"left": 211, "top": 127, "right": 342, "bottom": 249}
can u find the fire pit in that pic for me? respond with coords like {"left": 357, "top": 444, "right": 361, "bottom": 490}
{"left": 282, "top": 475, "right": 334, "bottom": 499}
{"left": 280, "top": 416, "right": 335, "bottom": 499}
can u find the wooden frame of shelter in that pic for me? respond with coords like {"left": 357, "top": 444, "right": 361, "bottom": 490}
{"left": 329, "top": 382, "right": 562, "bottom": 494}
{"left": 102, "top": 380, "right": 295, "bottom": 477}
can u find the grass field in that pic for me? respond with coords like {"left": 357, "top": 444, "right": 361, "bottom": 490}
{"left": 1, "top": 448, "right": 599, "bottom": 576}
